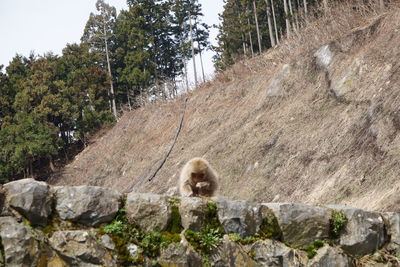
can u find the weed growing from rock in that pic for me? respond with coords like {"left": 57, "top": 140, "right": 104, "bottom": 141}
{"left": 258, "top": 211, "right": 283, "bottom": 241}
{"left": 167, "top": 197, "right": 183, "bottom": 234}
{"left": 100, "top": 207, "right": 181, "bottom": 265}
{"left": 330, "top": 210, "right": 347, "bottom": 238}
{"left": 301, "top": 240, "right": 325, "bottom": 258}
{"left": 183, "top": 201, "right": 224, "bottom": 255}
{"left": 184, "top": 228, "right": 223, "bottom": 254}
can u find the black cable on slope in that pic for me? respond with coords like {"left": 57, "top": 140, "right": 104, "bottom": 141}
{"left": 147, "top": 97, "right": 188, "bottom": 182}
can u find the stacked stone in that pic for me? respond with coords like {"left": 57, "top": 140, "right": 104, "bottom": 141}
{"left": 0, "top": 178, "right": 399, "bottom": 266}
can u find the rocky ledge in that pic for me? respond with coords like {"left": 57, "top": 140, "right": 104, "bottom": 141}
{"left": 0, "top": 178, "right": 399, "bottom": 266}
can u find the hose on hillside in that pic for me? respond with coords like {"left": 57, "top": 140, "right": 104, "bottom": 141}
{"left": 147, "top": 97, "right": 188, "bottom": 182}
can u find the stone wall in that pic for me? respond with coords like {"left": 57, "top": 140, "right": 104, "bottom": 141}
{"left": 0, "top": 178, "right": 399, "bottom": 266}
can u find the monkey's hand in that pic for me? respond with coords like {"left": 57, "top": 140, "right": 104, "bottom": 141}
{"left": 196, "top": 182, "right": 210, "bottom": 188}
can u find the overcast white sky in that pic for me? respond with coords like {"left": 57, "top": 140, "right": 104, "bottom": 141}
{"left": 0, "top": 0, "right": 224, "bottom": 82}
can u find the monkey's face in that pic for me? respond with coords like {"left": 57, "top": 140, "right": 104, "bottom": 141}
{"left": 191, "top": 172, "right": 205, "bottom": 183}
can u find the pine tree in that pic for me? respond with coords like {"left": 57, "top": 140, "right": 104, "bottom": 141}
{"left": 82, "top": 0, "right": 118, "bottom": 119}
{"left": 171, "top": 0, "right": 209, "bottom": 89}
{"left": 214, "top": 0, "right": 275, "bottom": 70}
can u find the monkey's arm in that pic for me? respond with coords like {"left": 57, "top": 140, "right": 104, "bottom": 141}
{"left": 195, "top": 181, "right": 210, "bottom": 188}
{"left": 198, "top": 179, "right": 217, "bottom": 197}
{"left": 182, "top": 181, "right": 194, "bottom": 197}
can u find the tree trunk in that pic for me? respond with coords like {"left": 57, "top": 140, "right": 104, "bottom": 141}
{"left": 303, "top": 0, "right": 308, "bottom": 18}
{"left": 29, "top": 160, "right": 33, "bottom": 178}
{"left": 247, "top": 17, "right": 255, "bottom": 56}
{"left": 126, "top": 88, "right": 132, "bottom": 110}
{"left": 189, "top": 11, "right": 198, "bottom": 88}
{"left": 323, "top": 0, "right": 328, "bottom": 13}
{"left": 49, "top": 156, "right": 56, "bottom": 172}
{"left": 198, "top": 45, "right": 206, "bottom": 83}
{"left": 238, "top": 12, "right": 247, "bottom": 56}
{"left": 194, "top": 18, "right": 206, "bottom": 82}
{"left": 242, "top": 37, "right": 247, "bottom": 56}
{"left": 295, "top": 0, "right": 300, "bottom": 31}
{"left": 179, "top": 29, "right": 189, "bottom": 92}
{"left": 253, "top": 0, "right": 262, "bottom": 53}
{"left": 271, "top": 0, "right": 279, "bottom": 44}
{"left": 183, "top": 60, "right": 189, "bottom": 92}
{"left": 265, "top": 0, "right": 276, "bottom": 47}
{"left": 288, "top": 0, "right": 296, "bottom": 32}
{"left": 104, "top": 26, "right": 117, "bottom": 119}
{"left": 283, "top": 0, "right": 291, "bottom": 36}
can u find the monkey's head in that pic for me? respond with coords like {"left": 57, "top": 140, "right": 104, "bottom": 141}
{"left": 190, "top": 158, "right": 208, "bottom": 183}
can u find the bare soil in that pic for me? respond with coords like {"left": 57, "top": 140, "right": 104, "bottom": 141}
{"left": 49, "top": 2, "right": 400, "bottom": 212}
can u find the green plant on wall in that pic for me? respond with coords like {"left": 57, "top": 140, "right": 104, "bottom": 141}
{"left": 330, "top": 210, "right": 347, "bottom": 238}
{"left": 101, "top": 206, "right": 181, "bottom": 265}
{"left": 301, "top": 240, "right": 325, "bottom": 258}
{"left": 258, "top": 210, "right": 283, "bottom": 241}
{"left": 183, "top": 201, "right": 224, "bottom": 255}
{"left": 184, "top": 228, "right": 223, "bottom": 254}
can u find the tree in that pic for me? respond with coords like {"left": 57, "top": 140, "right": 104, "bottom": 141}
{"left": 265, "top": 0, "right": 276, "bottom": 47}
{"left": 189, "top": 7, "right": 198, "bottom": 87}
{"left": 0, "top": 113, "right": 61, "bottom": 179}
{"left": 0, "top": 48, "right": 115, "bottom": 181}
{"left": 253, "top": 0, "right": 263, "bottom": 53}
{"left": 0, "top": 65, "right": 13, "bottom": 127}
{"left": 323, "top": 0, "right": 328, "bottom": 13}
{"left": 59, "top": 43, "right": 114, "bottom": 145}
{"left": 303, "top": 0, "right": 308, "bottom": 18}
{"left": 194, "top": 20, "right": 210, "bottom": 82}
{"left": 82, "top": 0, "right": 118, "bottom": 119}
{"left": 283, "top": 0, "right": 291, "bottom": 36}
{"left": 171, "top": 0, "right": 209, "bottom": 89}
{"left": 214, "top": 0, "right": 277, "bottom": 70}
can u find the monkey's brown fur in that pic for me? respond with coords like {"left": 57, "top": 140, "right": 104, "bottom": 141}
{"left": 179, "top": 157, "right": 219, "bottom": 197}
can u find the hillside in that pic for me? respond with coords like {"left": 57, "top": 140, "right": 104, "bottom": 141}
{"left": 50, "top": 3, "right": 400, "bottom": 212}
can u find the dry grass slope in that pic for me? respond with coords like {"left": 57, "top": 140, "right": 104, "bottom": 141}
{"left": 50, "top": 1, "right": 400, "bottom": 212}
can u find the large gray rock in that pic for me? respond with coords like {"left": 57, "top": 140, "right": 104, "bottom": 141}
{"left": 382, "top": 212, "right": 400, "bottom": 251}
{"left": 213, "top": 196, "right": 261, "bottom": 237}
{"left": 308, "top": 245, "right": 351, "bottom": 267}
{"left": 54, "top": 185, "right": 121, "bottom": 226}
{"left": 330, "top": 206, "right": 385, "bottom": 256}
{"left": 314, "top": 44, "right": 333, "bottom": 69}
{"left": 158, "top": 242, "right": 202, "bottom": 267}
{"left": 4, "top": 178, "right": 52, "bottom": 226}
{"left": 0, "top": 185, "right": 7, "bottom": 215}
{"left": 263, "top": 203, "right": 331, "bottom": 247}
{"left": 49, "top": 230, "right": 117, "bottom": 267}
{"left": 210, "top": 235, "right": 257, "bottom": 267}
{"left": 251, "top": 239, "right": 308, "bottom": 267}
{"left": 0, "top": 216, "right": 39, "bottom": 267}
{"left": 179, "top": 197, "right": 208, "bottom": 231}
{"left": 125, "top": 193, "right": 171, "bottom": 233}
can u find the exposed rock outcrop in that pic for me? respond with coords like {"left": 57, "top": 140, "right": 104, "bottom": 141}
{"left": 0, "top": 179, "right": 399, "bottom": 266}
{"left": 4, "top": 178, "right": 52, "bottom": 226}
{"left": 53, "top": 185, "right": 121, "bottom": 226}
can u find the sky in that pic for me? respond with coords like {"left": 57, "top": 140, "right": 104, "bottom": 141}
{"left": 0, "top": 0, "right": 224, "bottom": 83}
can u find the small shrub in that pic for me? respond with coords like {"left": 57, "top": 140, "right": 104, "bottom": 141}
{"left": 100, "top": 207, "right": 181, "bottom": 265}
{"left": 103, "top": 220, "right": 125, "bottom": 236}
{"left": 229, "top": 233, "right": 242, "bottom": 242}
{"left": 259, "top": 212, "right": 283, "bottom": 241}
{"left": 301, "top": 240, "right": 325, "bottom": 258}
{"left": 202, "top": 202, "right": 224, "bottom": 233}
{"left": 330, "top": 210, "right": 347, "bottom": 238}
{"left": 184, "top": 228, "right": 223, "bottom": 254}
{"left": 167, "top": 204, "right": 183, "bottom": 234}
{"left": 240, "top": 235, "right": 258, "bottom": 245}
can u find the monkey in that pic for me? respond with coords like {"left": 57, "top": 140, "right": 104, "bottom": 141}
{"left": 179, "top": 157, "right": 219, "bottom": 197}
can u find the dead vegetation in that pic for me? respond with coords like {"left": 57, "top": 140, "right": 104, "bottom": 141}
{"left": 50, "top": 1, "right": 400, "bottom": 212}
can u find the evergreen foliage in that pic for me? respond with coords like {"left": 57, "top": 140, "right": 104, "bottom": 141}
{"left": 0, "top": 0, "right": 210, "bottom": 182}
